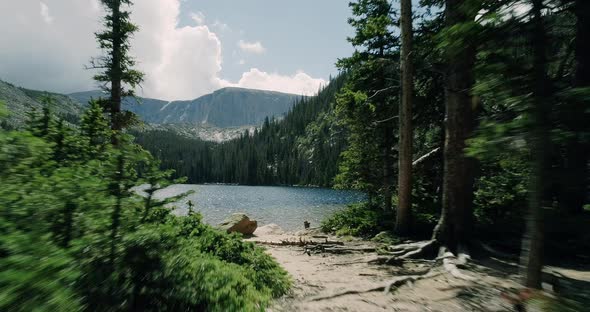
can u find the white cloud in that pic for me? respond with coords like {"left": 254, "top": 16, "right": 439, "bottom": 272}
{"left": 238, "top": 59, "right": 246, "bottom": 65}
{"left": 40, "top": 1, "right": 54, "bottom": 24}
{"left": 0, "top": 0, "right": 325, "bottom": 101}
{"left": 238, "top": 40, "right": 266, "bottom": 54}
{"left": 231, "top": 69, "right": 325, "bottom": 96}
{"left": 0, "top": 0, "right": 101, "bottom": 93}
{"left": 190, "top": 11, "right": 205, "bottom": 25}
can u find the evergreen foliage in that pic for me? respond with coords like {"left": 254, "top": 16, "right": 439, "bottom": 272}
{"left": 135, "top": 74, "right": 347, "bottom": 187}
{"left": 0, "top": 102, "right": 290, "bottom": 311}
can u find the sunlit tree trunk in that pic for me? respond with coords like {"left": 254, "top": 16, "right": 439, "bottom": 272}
{"left": 432, "top": 0, "right": 477, "bottom": 250}
{"left": 396, "top": 0, "right": 414, "bottom": 235}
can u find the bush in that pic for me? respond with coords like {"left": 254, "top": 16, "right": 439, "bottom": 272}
{"left": 321, "top": 203, "right": 386, "bottom": 237}
{"left": 0, "top": 112, "right": 290, "bottom": 312}
{"left": 0, "top": 226, "right": 83, "bottom": 312}
{"left": 172, "top": 213, "right": 291, "bottom": 298}
{"left": 473, "top": 154, "right": 529, "bottom": 234}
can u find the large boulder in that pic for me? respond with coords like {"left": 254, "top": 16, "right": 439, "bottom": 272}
{"left": 219, "top": 213, "right": 257, "bottom": 235}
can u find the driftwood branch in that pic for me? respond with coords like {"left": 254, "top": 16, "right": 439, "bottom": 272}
{"left": 412, "top": 147, "right": 441, "bottom": 167}
{"left": 255, "top": 238, "right": 344, "bottom": 247}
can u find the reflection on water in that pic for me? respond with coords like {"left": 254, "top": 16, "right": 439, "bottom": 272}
{"left": 153, "top": 184, "right": 366, "bottom": 231}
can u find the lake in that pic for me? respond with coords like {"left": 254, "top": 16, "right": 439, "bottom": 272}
{"left": 151, "top": 184, "right": 366, "bottom": 231}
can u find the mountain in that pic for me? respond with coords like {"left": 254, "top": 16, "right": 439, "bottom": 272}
{"left": 69, "top": 87, "right": 302, "bottom": 128}
{"left": 140, "top": 123, "right": 255, "bottom": 143}
{"left": 134, "top": 74, "right": 347, "bottom": 186}
{"left": 0, "top": 80, "right": 85, "bottom": 128}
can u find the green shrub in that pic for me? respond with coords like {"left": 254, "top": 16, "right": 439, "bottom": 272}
{"left": 321, "top": 203, "right": 384, "bottom": 237}
{"left": 0, "top": 116, "right": 290, "bottom": 311}
{"left": 474, "top": 154, "right": 529, "bottom": 232}
{"left": 173, "top": 214, "right": 291, "bottom": 298}
{"left": 0, "top": 226, "right": 83, "bottom": 312}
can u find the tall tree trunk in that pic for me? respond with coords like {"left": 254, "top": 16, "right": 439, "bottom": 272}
{"left": 379, "top": 46, "right": 394, "bottom": 212}
{"left": 561, "top": 0, "right": 590, "bottom": 214}
{"left": 521, "top": 0, "right": 550, "bottom": 289}
{"left": 396, "top": 0, "right": 414, "bottom": 235}
{"left": 432, "top": 0, "right": 477, "bottom": 251}
{"left": 110, "top": 0, "right": 123, "bottom": 133}
{"left": 383, "top": 135, "right": 393, "bottom": 211}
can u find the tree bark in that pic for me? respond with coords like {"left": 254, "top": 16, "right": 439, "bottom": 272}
{"left": 432, "top": 0, "right": 478, "bottom": 251}
{"left": 383, "top": 131, "right": 394, "bottom": 211}
{"left": 110, "top": 0, "right": 123, "bottom": 134}
{"left": 396, "top": 0, "right": 414, "bottom": 235}
{"left": 520, "top": 0, "right": 550, "bottom": 289}
{"left": 561, "top": 0, "right": 590, "bottom": 214}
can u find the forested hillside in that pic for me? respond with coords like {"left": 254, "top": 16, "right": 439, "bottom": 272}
{"left": 0, "top": 80, "right": 85, "bottom": 128}
{"left": 135, "top": 74, "right": 347, "bottom": 186}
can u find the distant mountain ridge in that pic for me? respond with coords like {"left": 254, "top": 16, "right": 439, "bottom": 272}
{"left": 69, "top": 87, "right": 303, "bottom": 128}
{"left": 1, "top": 78, "right": 303, "bottom": 130}
{"left": 0, "top": 80, "right": 85, "bottom": 128}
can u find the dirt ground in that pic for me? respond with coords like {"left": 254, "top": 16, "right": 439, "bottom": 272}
{"left": 246, "top": 225, "right": 590, "bottom": 312}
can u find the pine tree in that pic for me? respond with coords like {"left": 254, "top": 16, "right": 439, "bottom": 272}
{"left": 560, "top": 0, "right": 590, "bottom": 214}
{"left": 335, "top": 0, "right": 398, "bottom": 208}
{"left": 91, "top": 0, "right": 144, "bottom": 133}
{"left": 80, "top": 99, "right": 111, "bottom": 158}
{"left": 520, "top": 0, "right": 550, "bottom": 289}
{"left": 431, "top": 0, "right": 480, "bottom": 251}
{"left": 396, "top": 0, "right": 414, "bottom": 235}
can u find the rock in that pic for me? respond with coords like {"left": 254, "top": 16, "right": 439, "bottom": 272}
{"left": 219, "top": 213, "right": 257, "bottom": 235}
{"left": 254, "top": 223, "right": 285, "bottom": 236}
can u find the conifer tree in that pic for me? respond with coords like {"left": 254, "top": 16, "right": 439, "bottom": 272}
{"left": 520, "top": 0, "right": 550, "bottom": 289}
{"left": 396, "top": 0, "right": 414, "bottom": 235}
{"left": 91, "top": 0, "right": 144, "bottom": 133}
{"left": 335, "top": 0, "right": 398, "bottom": 208}
{"left": 560, "top": 0, "right": 590, "bottom": 214}
{"left": 80, "top": 100, "right": 111, "bottom": 158}
{"left": 432, "top": 0, "right": 480, "bottom": 250}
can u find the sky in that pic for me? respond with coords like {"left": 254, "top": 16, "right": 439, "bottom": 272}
{"left": 0, "top": 0, "right": 355, "bottom": 101}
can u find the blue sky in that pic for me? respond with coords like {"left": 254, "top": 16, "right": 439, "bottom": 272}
{"left": 0, "top": 0, "right": 356, "bottom": 100}
{"left": 0, "top": 1, "right": 445, "bottom": 100}
{"left": 178, "top": 0, "right": 355, "bottom": 83}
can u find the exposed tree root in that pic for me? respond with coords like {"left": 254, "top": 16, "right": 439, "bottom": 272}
{"left": 439, "top": 246, "right": 476, "bottom": 281}
{"left": 374, "top": 240, "right": 477, "bottom": 282}
{"left": 304, "top": 245, "right": 376, "bottom": 255}
{"left": 386, "top": 239, "right": 439, "bottom": 259}
{"left": 255, "top": 238, "right": 344, "bottom": 247}
{"left": 308, "top": 271, "right": 443, "bottom": 302}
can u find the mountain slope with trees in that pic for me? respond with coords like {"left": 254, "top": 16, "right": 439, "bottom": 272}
{"left": 0, "top": 79, "right": 85, "bottom": 128}
{"left": 135, "top": 74, "right": 347, "bottom": 186}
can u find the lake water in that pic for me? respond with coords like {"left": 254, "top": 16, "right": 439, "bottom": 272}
{"left": 152, "top": 184, "right": 366, "bottom": 231}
